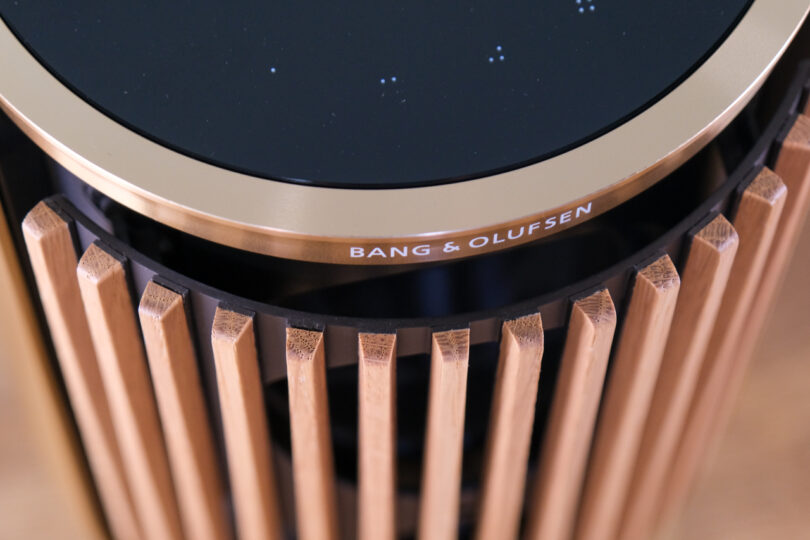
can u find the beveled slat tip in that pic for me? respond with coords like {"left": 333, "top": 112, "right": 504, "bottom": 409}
{"left": 746, "top": 167, "right": 788, "bottom": 204}
{"left": 77, "top": 243, "right": 121, "bottom": 283}
{"left": 695, "top": 214, "right": 739, "bottom": 252}
{"left": 784, "top": 113, "right": 810, "bottom": 145}
{"left": 358, "top": 333, "right": 396, "bottom": 363}
{"left": 503, "top": 313, "right": 543, "bottom": 347}
{"left": 638, "top": 255, "right": 680, "bottom": 291}
{"left": 138, "top": 281, "right": 182, "bottom": 321}
{"left": 432, "top": 328, "right": 470, "bottom": 362}
{"left": 575, "top": 289, "right": 617, "bottom": 326}
{"left": 22, "top": 201, "right": 65, "bottom": 238}
{"left": 286, "top": 327, "right": 324, "bottom": 362}
{"left": 211, "top": 307, "right": 253, "bottom": 343}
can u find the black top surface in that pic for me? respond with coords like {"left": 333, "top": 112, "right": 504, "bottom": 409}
{"left": 1, "top": 1, "right": 751, "bottom": 188}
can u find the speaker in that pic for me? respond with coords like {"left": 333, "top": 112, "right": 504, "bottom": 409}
{"left": 1, "top": 3, "right": 810, "bottom": 539}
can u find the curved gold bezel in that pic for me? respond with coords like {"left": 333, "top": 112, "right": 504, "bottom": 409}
{"left": 1, "top": 1, "right": 808, "bottom": 265}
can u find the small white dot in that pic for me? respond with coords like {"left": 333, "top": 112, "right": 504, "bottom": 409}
{"left": 270, "top": 67, "right": 276, "bottom": 73}
{"left": 590, "top": 5, "right": 595, "bottom": 11}
{"left": 380, "top": 78, "right": 386, "bottom": 84}
{"left": 499, "top": 55, "right": 505, "bottom": 61}
{"left": 496, "top": 45, "right": 502, "bottom": 51}
{"left": 488, "top": 57, "right": 494, "bottom": 63}
{"left": 391, "top": 76, "right": 397, "bottom": 82}
{"left": 579, "top": 7, "right": 585, "bottom": 13}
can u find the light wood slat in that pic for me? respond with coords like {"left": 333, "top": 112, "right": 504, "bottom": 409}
{"left": 286, "top": 327, "right": 339, "bottom": 540}
{"left": 618, "top": 215, "right": 739, "bottom": 540}
{"left": 574, "top": 255, "right": 680, "bottom": 540}
{"left": 743, "top": 115, "right": 810, "bottom": 340}
{"left": 418, "top": 328, "right": 470, "bottom": 540}
{"left": 525, "top": 290, "right": 616, "bottom": 540}
{"left": 475, "top": 314, "right": 544, "bottom": 540}
{"left": 139, "top": 282, "right": 232, "bottom": 540}
{"left": 357, "top": 333, "right": 397, "bottom": 540}
{"left": 16, "top": 202, "right": 108, "bottom": 540}
{"left": 655, "top": 168, "right": 787, "bottom": 534}
{"left": 76, "top": 243, "right": 184, "bottom": 540}
{"left": 211, "top": 307, "right": 282, "bottom": 540}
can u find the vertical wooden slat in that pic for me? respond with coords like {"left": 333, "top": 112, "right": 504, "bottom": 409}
{"left": 475, "top": 314, "right": 544, "bottom": 540}
{"left": 418, "top": 329, "right": 470, "bottom": 540}
{"left": 358, "top": 333, "right": 397, "bottom": 540}
{"left": 657, "top": 169, "right": 788, "bottom": 532}
{"left": 743, "top": 115, "right": 810, "bottom": 338}
{"left": 139, "top": 282, "right": 231, "bottom": 540}
{"left": 19, "top": 202, "right": 114, "bottom": 540}
{"left": 526, "top": 290, "right": 616, "bottom": 540}
{"left": 76, "top": 243, "right": 184, "bottom": 540}
{"left": 574, "top": 255, "right": 680, "bottom": 540}
{"left": 211, "top": 307, "right": 282, "bottom": 540}
{"left": 286, "top": 327, "right": 339, "bottom": 540}
{"left": 618, "top": 215, "right": 739, "bottom": 540}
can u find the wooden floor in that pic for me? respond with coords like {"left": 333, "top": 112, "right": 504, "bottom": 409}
{"left": 1, "top": 216, "right": 810, "bottom": 539}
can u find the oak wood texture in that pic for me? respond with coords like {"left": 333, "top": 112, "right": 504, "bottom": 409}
{"left": 357, "top": 333, "right": 397, "bottom": 540}
{"left": 22, "top": 203, "right": 139, "bottom": 540}
{"left": 574, "top": 255, "right": 680, "bottom": 540}
{"left": 744, "top": 115, "right": 810, "bottom": 343}
{"left": 709, "top": 115, "right": 810, "bottom": 479}
{"left": 418, "top": 329, "right": 470, "bottom": 540}
{"left": 11, "top": 203, "right": 106, "bottom": 540}
{"left": 618, "top": 215, "right": 739, "bottom": 540}
{"left": 285, "top": 327, "right": 339, "bottom": 540}
{"left": 475, "top": 314, "right": 544, "bottom": 540}
{"left": 658, "top": 168, "right": 788, "bottom": 532}
{"left": 526, "top": 290, "right": 617, "bottom": 540}
{"left": 76, "top": 243, "right": 184, "bottom": 540}
{"left": 139, "top": 281, "right": 231, "bottom": 540}
{"left": 211, "top": 307, "right": 282, "bottom": 540}
{"left": 729, "top": 115, "right": 810, "bottom": 376}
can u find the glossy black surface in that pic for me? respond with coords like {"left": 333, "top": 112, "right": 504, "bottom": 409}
{"left": 1, "top": 1, "right": 750, "bottom": 188}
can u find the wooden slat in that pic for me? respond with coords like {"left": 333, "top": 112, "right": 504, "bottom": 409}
{"left": 574, "top": 255, "right": 680, "bottom": 540}
{"left": 211, "top": 307, "right": 282, "bottom": 540}
{"left": 618, "top": 215, "right": 739, "bottom": 540}
{"left": 475, "top": 314, "right": 544, "bottom": 540}
{"left": 744, "top": 115, "right": 810, "bottom": 338}
{"left": 418, "top": 328, "right": 470, "bottom": 540}
{"left": 525, "top": 290, "right": 616, "bottom": 540}
{"left": 286, "top": 327, "right": 339, "bottom": 540}
{"left": 358, "top": 333, "right": 397, "bottom": 540}
{"left": 16, "top": 202, "right": 109, "bottom": 540}
{"left": 656, "top": 169, "right": 789, "bottom": 532}
{"left": 139, "top": 282, "right": 231, "bottom": 540}
{"left": 76, "top": 243, "right": 184, "bottom": 540}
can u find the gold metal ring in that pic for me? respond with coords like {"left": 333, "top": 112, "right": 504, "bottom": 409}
{"left": 1, "top": 0, "right": 808, "bottom": 265}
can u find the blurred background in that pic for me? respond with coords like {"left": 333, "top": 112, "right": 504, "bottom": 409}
{"left": 2, "top": 219, "right": 809, "bottom": 540}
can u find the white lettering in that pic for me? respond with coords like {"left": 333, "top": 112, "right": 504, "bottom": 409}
{"left": 368, "top": 247, "right": 387, "bottom": 257}
{"left": 576, "top": 202, "right": 593, "bottom": 218}
{"left": 350, "top": 247, "right": 365, "bottom": 258}
{"left": 470, "top": 236, "right": 489, "bottom": 248}
{"left": 507, "top": 227, "right": 525, "bottom": 240}
{"left": 559, "top": 210, "right": 573, "bottom": 224}
{"left": 413, "top": 244, "right": 431, "bottom": 256}
{"left": 390, "top": 246, "right": 408, "bottom": 258}
{"left": 528, "top": 221, "right": 542, "bottom": 235}
{"left": 544, "top": 217, "right": 556, "bottom": 230}
{"left": 493, "top": 232, "right": 505, "bottom": 244}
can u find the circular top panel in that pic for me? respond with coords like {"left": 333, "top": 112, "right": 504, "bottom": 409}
{"left": 0, "top": 1, "right": 807, "bottom": 265}
{"left": 2, "top": 1, "right": 750, "bottom": 188}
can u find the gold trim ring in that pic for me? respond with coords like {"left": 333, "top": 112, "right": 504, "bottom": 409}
{"left": 1, "top": 1, "right": 808, "bottom": 265}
